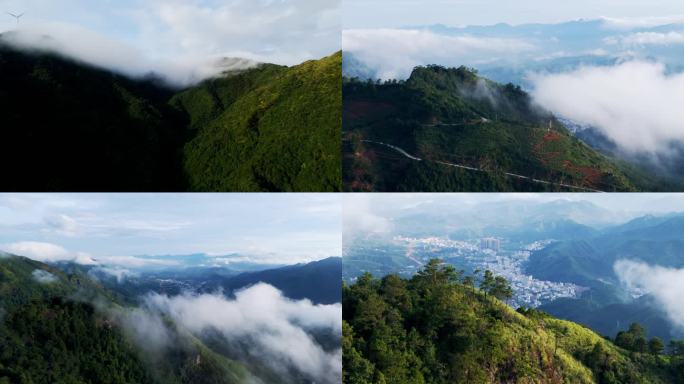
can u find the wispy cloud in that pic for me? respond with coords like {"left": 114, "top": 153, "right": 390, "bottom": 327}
{"left": 141, "top": 283, "right": 342, "bottom": 383}
{"left": 31, "top": 269, "right": 58, "bottom": 283}
{"left": 605, "top": 31, "right": 684, "bottom": 46}
{"left": 1, "top": 241, "right": 97, "bottom": 264}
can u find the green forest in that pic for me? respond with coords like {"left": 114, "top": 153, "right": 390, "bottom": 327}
{"left": 343, "top": 259, "right": 684, "bottom": 384}
{"left": 0, "top": 39, "right": 341, "bottom": 192}
{"left": 342, "top": 65, "right": 677, "bottom": 192}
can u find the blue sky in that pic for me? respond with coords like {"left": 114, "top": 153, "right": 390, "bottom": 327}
{"left": 343, "top": 0, "right": 684, "bottom": 28}
{"left": 0, "top": 194, "right": 341, "bottom": 267}
{"left": 0, "top": 0, "right": 340, "bottom": 84}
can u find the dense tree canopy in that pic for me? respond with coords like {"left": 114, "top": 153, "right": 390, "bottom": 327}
{"left": 343, "top": 259, "right": 684, "bottom": 384}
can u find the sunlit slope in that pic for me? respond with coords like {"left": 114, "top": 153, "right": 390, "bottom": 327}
{"left": 343, "top": 264, "right": 682, "bottom": 383}
{"left": 343, "top": 65, "right": 652, "bottom": 192}
{"left": 177, "top": 51, "right": 342, "bottom": 192}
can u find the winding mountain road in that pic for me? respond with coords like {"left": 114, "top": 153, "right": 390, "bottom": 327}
{"left": 362, "top": 140, "right": 603, "bottom": 192}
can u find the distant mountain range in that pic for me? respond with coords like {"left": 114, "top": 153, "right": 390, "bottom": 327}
{"left": 528, "top": 215, "right": 684, "bottom": 342}
{"left": 88, "top": 257, "right": 342, "bottom": 305}
{"left": 343, "top": 65, "right": 675, "bottom": 191}
{"left": 0, "top": 35, "right": 341, "bottom": 192}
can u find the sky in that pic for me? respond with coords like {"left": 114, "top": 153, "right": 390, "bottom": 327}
{"left": 0, "top": 0, "right": 340, "bottom": 84}
{"left": 0, "top": 194, "right": 341, "bottom": 267}
{"left": 343, "top": 0, "right": 684, "bottom": 28}
{"left": 343, "top": 193, "right": 684, "bottom": 237}
{"left": 344, "top": 193, "right": 684, "bottom": 217}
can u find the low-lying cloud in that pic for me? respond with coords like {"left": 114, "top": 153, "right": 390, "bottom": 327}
{"left": 531, "top": 61, "right": 684, "bottom": 154}
{"left": 343, "top": 28, "right": 535, "bottom": 79}
{"left": 1, "top": 27, "right": 253, "bottom": 86}
{"left": 0, "top": 0, "right": 340, "bottom": 85}
{"left": 1, "top": 241, "right": 97, "bottom": 264}
{"left": 0, "top": 241, "right": 180, "bottom": 268}
{"left": 141, "top": 283, "right": 341, "bottom": 384}
{"left": 606, "top": 31, "right": 684, "bottom": 46}
{"left": 31, "top": 269, "right": 58, "bottom": 283}
{"left": 614, "top": 259, "right": 684, "bottom": 330}
{"left": 89, "top": 267, "right": 136, "bottom": 283}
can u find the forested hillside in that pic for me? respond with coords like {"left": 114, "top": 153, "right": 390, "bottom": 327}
{"left": 0, "top": 255, "right": 275, "bottom": 384}
{"left": 0, "top": 37, "right": 341, "bottom": 192}
{"left": 177, "top": 51, "right": 342, "bottom": 191}
{"left": 343, "top": 260, "right": 684, "bottom": 384}
{"left": 343, "top": 65, "right": 669, "bottom": 192}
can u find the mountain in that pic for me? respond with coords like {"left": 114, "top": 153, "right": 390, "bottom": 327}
{"left": 194, "top": 257, "right": 342, "bottom": 304}
{"left": 343, "top": 65, "right": 658, "bottom": 192}
{"left": 0, "top": 36, "right": 341, "bottom": 192}
{"left": 0, "top": 254, "right": 257, "bottom": 384}
{"left": 524, "top": 216, "right": 684, "bottom": 343}
{"left": 343, "top": 261, "right": 684, "bottom": 384}
{"left": 0, "top": 37, "right": 187, "bottom": 191}
{"left": 0, "top": 253, "right": 340, "bottom": 383}
{"left": 91, "top": 257, "right": 342, "bottom": 305}
{"left": 343, "top": 19, "right": 684, "bottom": 85}
{"left": 527, "top": 216, "right": 684, "bottom": 286}
{"left": 175, "top": 51, "right": 342, "bottom": 191}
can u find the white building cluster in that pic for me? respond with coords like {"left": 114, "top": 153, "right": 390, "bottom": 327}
{"left": 393, "top": 235, "right": 584, "bottom": 308}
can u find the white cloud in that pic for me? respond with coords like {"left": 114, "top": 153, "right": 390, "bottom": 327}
{"left": 143, "top": 283, "right": 341, "bottom": 384}
{"left": 31, "top": 269, "right": 58, "bottom": 283}
{"left": 0, "top": 241, "right": 181, "bottom": 268}
{"left": 1, "top": 241, "right": 97, "bottom": 264}
{"left": 531, "top": 61, "right": 684, "bottom": 154}
{"left": 0, "top": 0, "right": 340, "bottom": 85}
{"left": 601, "top": 15, "right": 684, "bottom": 30}
{"left": 343, "top": 28, "right": 535, "bottom": 79}
{"left": 343, "top": 195, "right": 393, "bottom": 237}
{"left": 0, "top": 26, "right": 244, "bottom": 85}
{"left": 606, "top": 31, "right": 684, "bottom": 46}
{"left": 614, "top": 260, "right": 684, "bottom": 330}
{"left": 44, "top": 213, "right": 79, "bottom": 236}
{"left": 89, "top": 267, "right": 136, "bottom": 283}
